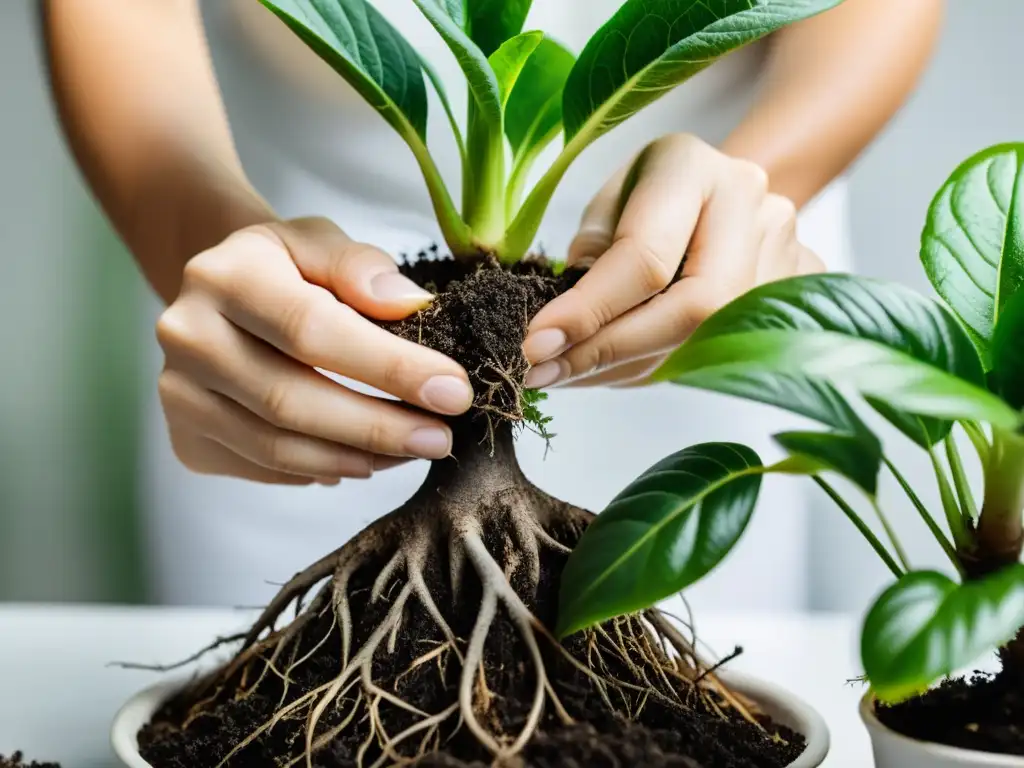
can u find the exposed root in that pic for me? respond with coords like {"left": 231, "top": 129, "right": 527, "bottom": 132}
{"left": 151, "top": 480, "right": 756, "bottom": 768}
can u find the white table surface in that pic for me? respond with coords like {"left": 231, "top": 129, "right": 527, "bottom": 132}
{"left": 0, "top": 606, "right": 869, "bottom": 767}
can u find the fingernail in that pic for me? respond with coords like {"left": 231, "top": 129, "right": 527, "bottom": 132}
{"left": 419, "top": 375, "right": 474, "bottom": 415}
{"left": 525, "top": 359, "right": 567, "bottom": 389}
{"left": 373, "top": 456, "right": 411, "bottom": 471}
{"left": 370, "top": 272, "right": 433, "bottom": 305}
{"left": 523, "top": 328, "right": 568, "bottom": 364}
{"left": 404, "top": 428, "right": 452, "bottom": 459}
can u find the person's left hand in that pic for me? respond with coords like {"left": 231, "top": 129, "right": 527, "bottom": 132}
{"left": 521, "top": 133, "right": 825, "bottom": 389}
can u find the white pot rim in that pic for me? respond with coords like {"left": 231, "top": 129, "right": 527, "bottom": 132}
{"left": 859, "top": 691, "right": 1024, "bottom": 766}
{"left": 113, "top": 671, "right": 829, "bottom": 767}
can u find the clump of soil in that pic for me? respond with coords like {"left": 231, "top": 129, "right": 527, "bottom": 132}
{"left": 877, "top": 672, "right": 1024, "bottom": 756}
{"left": 138, "top": 255, "right": 806, "bottom": 768}
{"left": 0, "top": 753, "right": 61, "bottom": 768}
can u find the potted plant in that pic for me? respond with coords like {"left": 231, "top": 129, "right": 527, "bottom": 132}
{"left": 558, "top": 141, "right": 1024, "bottom": 767}
{"left": 114, "top": 0, "right": 839, "bottom": 766}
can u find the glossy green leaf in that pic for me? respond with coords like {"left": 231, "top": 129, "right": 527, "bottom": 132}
{"left": 466, "top": 0, "right": 533, "bottom": 56}
{"left": 506, "top": 37, "right": 575, "bottom": 159}
{"left": 774, "top": 430, "right": 882, "bottom": 496}
{"left": 562, "top": 0, "right": 840, "bottom": 143}
{"left": 862, "top": 567, "right": 1024, "bottom": 702}
{"left": 657, "top": 274, "right": 1020, "bottom": 433}
{"left": 488, "top": 31, "right": 542, "bottom": 107}
{"left": 411, "top": 0, "right": 501, "bottom": 125}
{"left": 259, "top": 0, "right": 429, "bottom": 137}
{"left": 502, "top": 0, "right": 839, "bottom": 260}
{"left": 259, "top": 0, "right": 470, "bottom": 250}
{"left": 864, "top": 398, "right": 951, "bottom": 448}
{"left": 991, "top": 289, "right": 1024, "bottom": 410}
{"left": 557, "top": 443, "right": 763, "bottom": 638}
{"left": 921, "top": 144, "right": 1024, "bottom": 366}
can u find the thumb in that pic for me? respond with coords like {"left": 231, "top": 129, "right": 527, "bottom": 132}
{"left": 272, "top": 217, "right": 434, "bottom": 322}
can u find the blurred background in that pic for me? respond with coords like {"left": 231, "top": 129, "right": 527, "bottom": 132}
{"left": 0, "top": 0, "right": 1019, "bottom": 610}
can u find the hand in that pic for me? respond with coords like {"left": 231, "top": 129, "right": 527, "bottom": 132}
{"left": 521, "top": 134, "right": 824, "bottom": 388}
{"left": 156, "top": 217, "right": 474, "bottom": 485}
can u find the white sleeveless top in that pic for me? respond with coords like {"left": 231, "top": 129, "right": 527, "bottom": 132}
{"left": 141, "top": 0, "right": 854, "bottom": 612}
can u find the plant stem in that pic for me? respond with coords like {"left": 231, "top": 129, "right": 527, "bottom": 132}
{"left": 945, "top": 433, "right": 978, "bottom": 524}
{"left": 961, "top": 421, "right": 991, "bottom": 468}
{"left": 928, "top": 446, "right": 971, "bottom": 550}
{"left": 884, "top": 458, "right": 962, "bottom": 574}
{"left": 871, "top": 499, "right": 911, "bottom": 572}
{"left": 814, "top": 477, "right": 904, "bottom": 578}
{"left": 462, "top": 103, "right": 506, "bottom": 251}
{"left": 966, "top": 429, "right": 1024, "bottom": 579}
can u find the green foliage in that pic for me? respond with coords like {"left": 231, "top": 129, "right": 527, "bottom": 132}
{"left": 921, "top": 144, "right": 1024, "bottom": 367}
{"left": 520, "top": 388, "right": 555, "bottom": 443}
{"left": 773, "top": 430, "right": 882, "bottom": 496}
{"left": 260, "top": 0, "right": 838, "bottom": 259}
{"left": 991, "top": 290, "right": 1024, "bottom": 410}
{"left": 557, "top": 443, "right": 763, "bottom": 638}
{"left": 862, "top": 567, "right": 1024, "bottom": 702}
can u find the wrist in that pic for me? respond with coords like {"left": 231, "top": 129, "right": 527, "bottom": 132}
{"left": 127, "top": 160, "right": 274, "bottom": 304}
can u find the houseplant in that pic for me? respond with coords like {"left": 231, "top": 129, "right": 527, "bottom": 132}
{"left": 558, "top": 141, "right": 1024, "bottom": 767}
{"left": 123, "top": 1, "right": 840, "bottom": 767}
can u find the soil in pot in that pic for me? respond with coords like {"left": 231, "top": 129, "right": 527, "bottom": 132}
{"left": 877, "top": 671, "right": 1024, "bottom": 756}
{"left": 0, "top": 753, "right": 61, "bottom": 768}
{"left": 138, "top": 255, "right": 806, "bottom": 768}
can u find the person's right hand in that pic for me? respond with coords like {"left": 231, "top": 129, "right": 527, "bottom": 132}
{"left": 155, "top": 217, "right": 474, "bottom": 485}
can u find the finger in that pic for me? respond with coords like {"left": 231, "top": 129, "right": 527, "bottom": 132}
{"left": 157, "top": 304, "right": 454, "bottom": 460}
{"left": 160, "top": 370, "right": 381, "bottom": 479}
{"left": 167, "top": 429, "right": 327, "bottom": 486}
{"left": 754, "top": 194, "right": 799, "bottom": 285}
{"left": 559, "top": 355, "right": 663, "bottom": 388}
{"left": 795, "top": 244, "right": 826, "bottom": 275}
{"left": 184, "top": 234, "right": 473, "bottom": 415}
{"left": 524, "top": 153, "right": 705, "bottom": 363}
{"left": 269, "top": 218, "right": 435, "bottom": 321}
{"left": 526, "top": 277, "right": 734, "bottom": 388}
{"left": 566, "top": 165, "right": 630, "bottom": 268}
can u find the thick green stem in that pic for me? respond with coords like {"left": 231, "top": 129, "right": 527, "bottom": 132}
{"left": 961, "top": 421, "right": 991, "bottom": 469}
{"left": 964, "top": 429, "right": 1024, "bottom": 580}
{"left": 814, "top": 477, "right": 904, "bottom": 578}
{"left": 884, "top": 458, "right": 962, "bottom": 574}
{"left": 462, "top": 103, "right": 506, "bottom": 251}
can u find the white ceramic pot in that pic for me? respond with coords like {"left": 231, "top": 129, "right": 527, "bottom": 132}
{"left": 860, "top": 692, "right": 1024, "bottom": 767}
{"left": 113, "top": 672, "right": 830, "bottom": 767}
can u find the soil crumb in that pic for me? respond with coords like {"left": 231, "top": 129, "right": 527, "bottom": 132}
{"left": 0, "top": 753, "right": 61, "bottom": 768}
{"left": 877, "top": 671, "right": 1024, "bottom": 756}
{"left": 385, "top": 254, "right": 582, "bottom": 424}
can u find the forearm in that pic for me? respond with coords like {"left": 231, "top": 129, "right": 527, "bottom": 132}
{"left": 41, "top": 0, "right": 272, "bottom": 303}
{"left": 721, "top": 0, "right": 943, "bottom": 208}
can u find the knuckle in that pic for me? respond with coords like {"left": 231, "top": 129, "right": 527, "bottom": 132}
{"left": 626, "top": 236, "right": 675, "bottom": 293}
{"left": 380, "top": 352, "right": 417, "bottom": 396}
{"left": 262, "top": 381, "right": 299, "bottom": 426}
{"left": 763, "top": 194, "right": 798, "bottom": 232}
{"left": 155, "top": 304, "right": 200, "bottom": 355}
{"left": 363, "top": 414, "right": 397, "bottom": 455}
{"left": 278, "top": 298, "right": 319, "bottom": 356}
{"left": 733, "top": 159, "right": 770, "bottom": 194}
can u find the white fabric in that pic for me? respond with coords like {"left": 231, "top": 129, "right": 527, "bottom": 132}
{"left": 140, "top": 1, "right": 854, "bottom": 612}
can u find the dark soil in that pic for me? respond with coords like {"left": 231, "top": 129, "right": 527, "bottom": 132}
{"left": 138, "top": 254, "right": 804, "bottom": 768}
{"left": 385, "top": 254, "right": 584, "bottom": 424}
{"left": 0, "top": 754, "right": 61, "bottom": 768}
{"left": 877, "top": 671, "right": 1024, "bottom": 756}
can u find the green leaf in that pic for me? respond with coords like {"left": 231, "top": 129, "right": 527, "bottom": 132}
{"left": 259, "top": 0, "right": 429, "bottom": 137}
{"left": 657, "top": 274, "right": 1019, "bottom": 433}
{"left": 864, "top": 398, "right": 951, "bottom": 448}
{"left": 488, "top": 31, "right": 543, "bottom": 107}
{"left": 862, "top": 567, "right": 1024, "bottom": 702}
{"left": 557, "top": 443, "right": 763, "bottom": 638}
{"left": 921, "top": 144, "right": 1024, "bottom": 367}
{"left": 502, "top": 0, "right": 839, "bottom": 260}
{"left": 466, "top": 0, "right": 533, "bottom": 57}
{"left": 258, "top": 0, "right": 471, "bottom": 252}
{"left": 773, "top": 430, "right": 882, "bottom": 496}
{"left": 506, "top": 37, "right": 575, "bottom": 159}
{"left": 411, "top": 0, "right": 501, "bottom": 125}
{"left": 991, "top": 289, "right": 1024, "bottom": 410}
{"left": 563, "top": 0, "right": 839, "bottom": 142}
